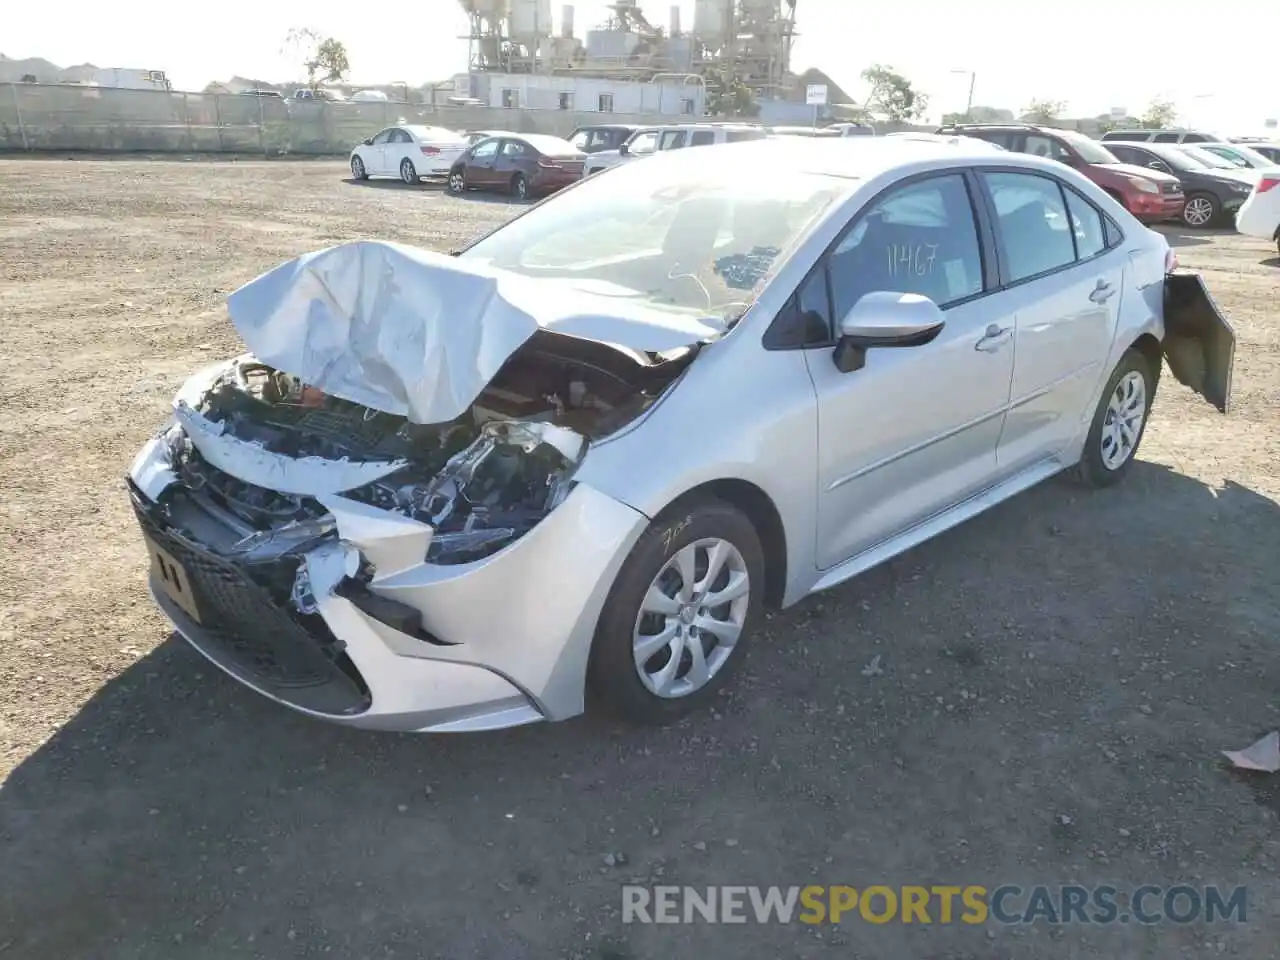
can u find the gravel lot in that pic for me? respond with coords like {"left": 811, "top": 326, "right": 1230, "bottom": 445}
{"left": 1, "top": 158, "right": 1278, "bottom": 959}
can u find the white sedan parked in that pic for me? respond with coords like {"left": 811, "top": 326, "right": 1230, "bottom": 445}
{"left": 349, "top": 125, "right": 467, "bottom": 184}
{"left": 1235, "top": 173, "right": 1280, "bottom": 254}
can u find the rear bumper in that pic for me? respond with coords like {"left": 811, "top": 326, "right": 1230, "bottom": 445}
{"left": 531, "top": 171, "right": 584, "bottom": 192}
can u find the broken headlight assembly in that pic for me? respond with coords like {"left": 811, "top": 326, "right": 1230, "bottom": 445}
{"left": 344, "top": 420, "right": 586, "bottom": 566}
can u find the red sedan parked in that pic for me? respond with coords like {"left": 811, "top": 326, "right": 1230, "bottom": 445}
{"left": 447, "top": 134, "right": 586, "bottom": 201}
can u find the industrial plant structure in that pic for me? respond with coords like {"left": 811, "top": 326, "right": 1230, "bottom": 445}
{"left": 454, "top": 0, "right": 809, "bottom": 120}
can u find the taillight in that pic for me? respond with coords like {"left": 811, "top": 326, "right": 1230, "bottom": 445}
{"left": 537, "top": 158, "right": 561, "bottom": 168}
{"left": 1258, "top": 177, "right": 1280, "bottom": 194}
{"left": 420, "top": 145, "right": 440, "bottom": 155}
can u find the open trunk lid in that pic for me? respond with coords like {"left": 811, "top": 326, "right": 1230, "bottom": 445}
{"left": 1162, "top": 273, "right": 1236, "bottom": 413}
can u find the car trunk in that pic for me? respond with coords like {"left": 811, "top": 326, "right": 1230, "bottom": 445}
{"left": 1162, "top": 273, "right": 1236, "bottom": 413}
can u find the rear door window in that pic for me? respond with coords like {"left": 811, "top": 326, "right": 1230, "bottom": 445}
{"left": 659, "top": 130, "right": 688, "bottom": 150}
{"left": 1153, "top": 132, "right": 1180, "bottom": 143}
{"left": 981, "top": 171, "right": 1077, "bottom": 283}
{"left": 689, "top": 130, "right": 716, "bottom": 146}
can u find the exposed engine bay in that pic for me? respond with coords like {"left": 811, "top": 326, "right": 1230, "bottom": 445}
{"left": 171, "top": 332, "right": 694, "bottom": 565}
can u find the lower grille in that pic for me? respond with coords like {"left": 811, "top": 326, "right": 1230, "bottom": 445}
{"left": 131, "top": 485, "right": 370, "bottom": 715}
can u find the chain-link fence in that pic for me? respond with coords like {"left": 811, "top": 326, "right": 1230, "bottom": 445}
{"left": 0, "top": 82, "right": 710, "bottom": 154}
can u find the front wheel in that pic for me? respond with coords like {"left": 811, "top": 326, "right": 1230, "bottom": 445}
{"left": 1073, "top": 348, "right": 1155, "bottom": 488}
{"left": 350, "top": 155, "right": 368, "bottom": 180}
{"left": 400, "top": 158, "right": 418, "bottom": 185}
{"left": 588, "top": 499, "right": 764, "bottom": 724}
{"left": 447, "top": 167, "right": 466, "bottom": 194}
{"left": 1181, "top": 192, "right": 1219, "bottom": 228}
{"left": 511, "top": 172, "right": 529, "bottom": 201}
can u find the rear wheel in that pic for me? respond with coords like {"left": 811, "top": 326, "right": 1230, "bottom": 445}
{"left": 1181, "top": 192, "right": 1218, "bottom": 228}
{"left": 511, "top": 173, "right": 529, "bottom": 201}
{"left": 1073, "top": 348, "right": 1155, "bottom": 488}
{"left": 400, "top": 158, "right": 418, "bottom": 185}
{"left": 587, "top": 499, "right": 764, "bottom": 724}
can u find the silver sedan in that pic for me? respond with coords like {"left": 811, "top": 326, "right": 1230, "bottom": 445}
{"left": 127, "top": 137, "right": 1235, "bottom": 732}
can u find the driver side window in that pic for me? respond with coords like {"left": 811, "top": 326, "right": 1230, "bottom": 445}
{"left": 371, "top": 129, "right": 394, "bottom": 145}
{"left": 827, "top": 174, "right": 985, "bottom": 322}
{"left": 472, "top": 139, "right": 500, "bottom": 160}
{"left": 628, "top": 131, "right": 658, "bottom": 155}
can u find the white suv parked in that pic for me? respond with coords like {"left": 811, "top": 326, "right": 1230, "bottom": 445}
{"left": 582, "top": 123, "right": 768, "bottom": 177}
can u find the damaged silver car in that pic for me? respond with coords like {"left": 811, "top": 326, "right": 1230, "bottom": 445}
{"left": 129, "top": 137, "right": 1235, "bottom": 732}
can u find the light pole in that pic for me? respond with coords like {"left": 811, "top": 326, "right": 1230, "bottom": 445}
{"left": 951, "top": 69, "right": 976, "bottom": 119}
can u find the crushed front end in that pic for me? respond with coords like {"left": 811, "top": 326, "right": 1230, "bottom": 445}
{"left": 127, "top": 345, "right": 674, "bottom": 731}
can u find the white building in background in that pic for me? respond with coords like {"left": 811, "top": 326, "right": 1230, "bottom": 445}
{"left": 482, "top": 74, "right": 705, "bottom": 116}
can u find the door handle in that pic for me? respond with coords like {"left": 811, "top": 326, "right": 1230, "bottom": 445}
{"left": 974, "top": 324, "right": 1013, "bottom": 352}
{"left": 1089, "top": 279, "right": 1116, "bottom": 304}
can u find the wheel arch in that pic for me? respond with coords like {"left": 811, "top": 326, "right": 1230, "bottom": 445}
{"left": 651, "top": 479, "right": 788, "bottom": 609}
{"left": 1128, "top": 331, "right": 1164, "bottom": 387}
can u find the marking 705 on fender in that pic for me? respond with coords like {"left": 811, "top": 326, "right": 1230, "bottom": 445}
{"left": 142, "top": 534, "right": 202, "bottom": 623}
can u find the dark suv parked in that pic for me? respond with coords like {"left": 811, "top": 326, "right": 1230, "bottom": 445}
{"left": 935, "top": 123, "right": 1184, "bottom": 224}
{"left": 1104, "top": 141, "right": 1257, "bottom": 227}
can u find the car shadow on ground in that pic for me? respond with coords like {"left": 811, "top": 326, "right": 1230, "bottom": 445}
{"left": 2, "top": 463, "right": 1278, "bottom": 958}
{"left": 341, "top": 178, "right": 449, "bottom": 192}
{"left": 1154, "top": 225, "right": 1233, "bottom": 248}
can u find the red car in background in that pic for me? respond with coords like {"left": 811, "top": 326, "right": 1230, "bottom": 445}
{"left": 935, "top": 123, "right": 1186, "bottom": 225}
{"left": 447, "top": 134, "right": 586, "bottom": 201}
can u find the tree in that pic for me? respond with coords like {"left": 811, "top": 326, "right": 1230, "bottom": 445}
{"left": 284, "top": 28, "right": 351, "bottom": 90}
{"left": 1022, "top": 98, "right": 1066, "bottom": 124}
{"left": 860, "top": 65, "right": 928, "bottom": 123}
{"left": 1139, "top": 98, "right": 1177, "bottom": 130}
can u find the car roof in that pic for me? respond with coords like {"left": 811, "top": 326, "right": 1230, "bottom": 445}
{"left": 628, "top": 135, "right": 1079, "bottom": 183}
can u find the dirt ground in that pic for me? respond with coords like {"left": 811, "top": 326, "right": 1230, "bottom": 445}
{"left": 0, "top": 159, "right": 1278, "bottom": 959}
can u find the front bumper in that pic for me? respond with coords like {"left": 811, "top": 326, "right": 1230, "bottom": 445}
{"left": 128, "top": 435, "right": 648, "bottom": 732}
{"left": 1130, "top": 193, "right": 1185, "bottom": 223}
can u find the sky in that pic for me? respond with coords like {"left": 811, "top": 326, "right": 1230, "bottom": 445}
{"left": 6, "top": 0, "right": 1277, "bottom": 134}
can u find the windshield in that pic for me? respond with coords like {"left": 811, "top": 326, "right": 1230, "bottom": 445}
{"left": 1179, "top": 145, "right": 1238, "bottom": 169}
{"left": 460, "top": 154, "right": 847, "bottom": 322}
{"left": 1056, "top": 129, "right": 1119, "bottom": 164}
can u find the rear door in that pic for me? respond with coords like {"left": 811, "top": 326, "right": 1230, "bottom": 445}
{"left": 977, "top": 169, "right": 1126, "bottom": 468}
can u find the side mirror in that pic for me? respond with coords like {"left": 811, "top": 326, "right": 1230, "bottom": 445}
{"left": 619, "top": 142, "right": 631, "bottom": 156}
{"left": 362, "top": 137, "right": 373, "bottom": 146}
{"left": 833, "top": 292, "right": 946, "bottom": 373}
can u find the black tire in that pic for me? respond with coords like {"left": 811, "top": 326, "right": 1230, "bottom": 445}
{"left": 1073, "top": 348, "right": 1156, "bottom": 488}
{"left": 447, "top": 167, "right": 466, "bottom": 194}
{"left": 1181, "top": 192, "right": 1219, "bottom": 228}
{"left": 400, "top": 158, "right": 418, "bottom": 185}
{"left": 350, "top": 155, "right": 368, "bottom": 180}
{"left": 511, "top": 172, "right": 529, "bottom": 201}
{"left": 587, "top": 498, "right": 765, "bottom": 725}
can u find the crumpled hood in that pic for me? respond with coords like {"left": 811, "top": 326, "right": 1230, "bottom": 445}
{"left": 226, "top": 240, "right": 720, "bottom": 425}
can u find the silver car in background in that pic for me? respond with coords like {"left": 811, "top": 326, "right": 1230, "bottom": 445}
{"left": 128, "top": 138, "right": 1235, "bottom": 733}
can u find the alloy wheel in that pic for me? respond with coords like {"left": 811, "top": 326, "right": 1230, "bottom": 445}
{"left": 631, "top": 538, "right": 750, "bottom": 699}
{"left": 401, "top": 159, "right": 416, "bottom": 184}
{"left": 1100, "top": 370, "right": 1147, "bottom": 470}
{"left": 350, "top": 156, "right": 364, "bottom": 179}
{"left": 1183, "top": 196, "right": 1214, "bottom": 227}
{"left": 448, "top": 171, "right": 465, "bottom": 193}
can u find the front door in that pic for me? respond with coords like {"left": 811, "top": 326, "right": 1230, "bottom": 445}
{"left": 466, "top": 138, "right": 501, "bottom": 185}
{"left": 368, "top": 128, "right": 395, "bottom": 175}
{"left": 977, "top": 170, "right": 1125, "bottom": 468}
{"left": 805, "top": 171, "right": 1016, "bottom": 569}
